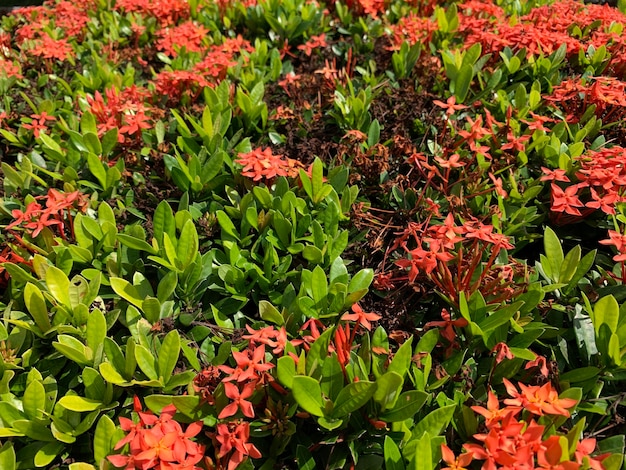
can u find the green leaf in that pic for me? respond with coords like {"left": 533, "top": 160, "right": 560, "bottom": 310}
{"left": 159, "top": 330, "right": 181, "bottom": 384}
{"left": 409, "top": 432, "right": 433, "bottom": 470}
{"left": 135, "top": 345, "right": 159, "bottom": 381}
{"left": 117, "top": 234, "right": 157, "bottom": 254}
{"left": 0, "top": 442, "right": 16, "bottom": 470}
{"left": 380, "top": 390, "right": 428, "bottom": 422}
{"left": 46, "top": 266, "right": 71, "bottom": 308}
{"left": 292, "top": 376, "right": 325, "bottom": 417}
{"left": 34, "top": 441, "right": 64, "bottom": 467}
{"left": 98, "top": 363, "right": 128, "bottom": 385}
{"left": 93, "top": 415, "right": 116, "bottom": 463}
{"left": 58, "top": 396, "right": 102, "bottom": 412}
{"left": 373, "top": 371, "right": 403, "bottom": 411}
{"left": 411, "top": 404, "right": 456, "bottom": 440}
{"left": 384, "top": 436, "right": 405, "bottom": 470}
{"left": 23, "top": 380, "right": 46, "bottom": 420}
{"left": 454, "top": 64, "right": 473, "bottom": 103}
{"left": 259, "top": 300, "right": 284, "bottom": 326}
{"left": 544, "top": 226, "right": 564, "bottom": 281}
{"left": 110, "top": 277, "right": 143, "bottom": 309}
{"left": 478, "top": 301, "right": 523, "bottom": 334}
{"left": 296, "top": 445, "right": 316, "bottom": 470}
{"left": 387, "top": 336, "right": 413, "bottom": 378}
{"left": 217, "top": 210, "right": 240, "bottom": 240}
{"left": 87, "top": 153, "right": 106, "bottom": 188}
{"left": 13, "top": 420, "right": 55, "bottom": 441}
{"left": 311, "top": 265, "right": 328, "bottom": 307}
{"left": 86, "top": 309, "right": 106, "bottom": 350}
{"left": 277, "top": 356, "right": 296, "bottom": 388}
{"left": 176, "top": 220, "right": 199, "bottom": 269}
{"left": 559, "top": 245, "right": 581, "bottom": 284}
{"left": 593, "top": 295, "right": 619, "bottom": 335}
{"left": 331, "top": 380, "right": 376, "bottom": 418}
{"left": 68, "top": 464, "right": 96, "bottom": 470}
{"left": 24, "top": 283, "right": 51, "bottom": 332}
{"left": 153, "top": 201, "right": 176, "bottom": 246}
{"left": 559, "top": 367, "right": 600, "bottom": 384}
{"left": 348, "top": 268, "right": 374, "bottom": 294}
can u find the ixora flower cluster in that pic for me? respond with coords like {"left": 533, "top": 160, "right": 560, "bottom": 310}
{"left": 4, "top": 0, "right": 626, "bottom": 468}
{"left": 444, "top": 381, "right": 608, "bottom": 470}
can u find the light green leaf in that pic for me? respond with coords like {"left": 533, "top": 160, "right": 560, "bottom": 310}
{"left": 23, "top": 380, "right": 46, "bottom": 420}
{"left": 0, "top": 442, "right": 16, "bottom": 470}
{"left": 34, "top": 441, "right": 64, "bottom": 467}
{"left": 159, "top": 330, "right": 180, "bottom": 384}
{"left": 411, "top": 404, "right": 456, "bottom": 439}
{"left": 259, "top": 300, "right": 284, "bottom": 326}
{"left": 46, "top": 266, "right": 71, "bottom": 307}
{"left": 331, "top": 380, "right": 376, "bottom": 418}
{"left": 380, "top": 390, "right": 428, "bottom": 422}
{"left": 86, "top": 309, "right": 106, "bottom": 350}
{"left": 373, "top": 371, "right": 403, "bottom": 411}
{"left": 292, "top": 376, "right": 325, "bottom": 417}
{"left": 110, "top": 277, "right": 143, "bottom": 309}
{"left": 58, "top": 396, "right": 102, "bottom": 412}
{"left": 24, "top": 283, "right": 51, "bottom": 332}
{"left": 384, "top": 435, "right": 405, "bottom": 470}
{"left": 544, "top": 226, "right": 564, "bottom": 281}
{"left": 93, "top": 415, "right": 116, "bottom": 463}
{"left": 135, "top": 344, "right": 159, "bottom": 381}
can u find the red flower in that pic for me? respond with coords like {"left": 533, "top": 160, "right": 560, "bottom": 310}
{"left": 433, "top": 96, "right": 468, "bottom": 116}
{"left": 424, "top": 309, "right": 468, "bottom": 343}
{"left": 214, "top": 421, "right": 261, "bottom": 470}
{"left": 218, "top": 382, "right": 256, "bottom": 419}
{"left": 340, "top": 302, "right": 381, "bottom": 331}
{"left": 235, "top": 147, "right": 302, "bottom": 182}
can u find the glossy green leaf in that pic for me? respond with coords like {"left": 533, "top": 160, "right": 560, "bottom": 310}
{"left": 86, "top": 309, "right": 106, "bottom": 350}
{"left": 45, "top": 266, "right": 71, "bottom": 307}
{"left": 93, "top": 414, "right": 116, "bottom": 464}
{"left": 24, "top": 283, "right": 51, "bottom": 332}
{"left": 277, "top": 356, "right": 296, "bottom": 388}
{"left": 23, "top": 380, "right": 46, "bottom": 420}
{"left": 412, "top": 404, "right": 456, "bottom": 440}
{"left": 0, "top": 441, "right": 16, "bottom": 470}
{"left": 373, "top": 371, "right": 403, "bottom": 411}
{"left": 153, "top": 201, "right": 176, "bottom": 246}
{"left": 58, "top": 396, "right": 102, "bottom": 412}
{"left": 380, "top": 390, "right": 428, "bottom": 422}
{"left": 176, "top": 220, "right": 199, "bottom": 269}
{"left": 331, "top": 380, "right": 376, "bottom": 418}
{"left": 259, "top": 300, "right": 284, "bottom": 326}
{"left": 135, "top": 344, "right": 159, "bottom": 381}
{"left": 544, "top": 226, "right": 564, "bottom": 281}
{"left": 292, "top": 376, "right": 325, "bottom": 417}
{"left": 34, "top": 441, "right": 64, "bottom": 467}
{"left": 384, "top": 436, "right": 405, "bottom": 470}
{"left": 110, "top": 277, "right": 143, "bottom": 309}
{"left": 159, "top": 330, "right": 180, "bottom": 384}
{"left": 387, "top": 336, "right": 413, "bottom": 378}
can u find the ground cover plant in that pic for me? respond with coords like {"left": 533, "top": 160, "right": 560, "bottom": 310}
{"left": 3, "top": 0, "right": 626, "bottom": 468}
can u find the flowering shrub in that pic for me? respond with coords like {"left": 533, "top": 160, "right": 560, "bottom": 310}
{"left": 2, "top": 0, "right": 626, "bottom": 469}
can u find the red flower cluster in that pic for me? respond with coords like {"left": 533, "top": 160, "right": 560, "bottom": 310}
{"left": 156, "top": 21, "right": 210, "bottom": 57}
{"left": 458, "top": 0, "right": 626, "bottom": 61}
{"left": 86, "top": 86, "right": 155, "bottom": 143}
{"left": 6, "top": 188, "right": 88, "bottom": 239}
{"left": 235, "top": 147, "right": 302, "bottom": 182}
{"left": 443, "top": 380, "right": 607, "bottom": 470}
{"left": 545, "top": 77, "right": 626, "bottom": 122}
{"left": 543, "top": 146, "right": 626, "bottom": 222}
{"left": 392, "top": 214, "right": 521, "bottom": 305}
{"left": 114, "top": 0, "right": 190, "bottom": 26}
{"left": 108, "top": 397, "right": 204, "bottom": 470}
